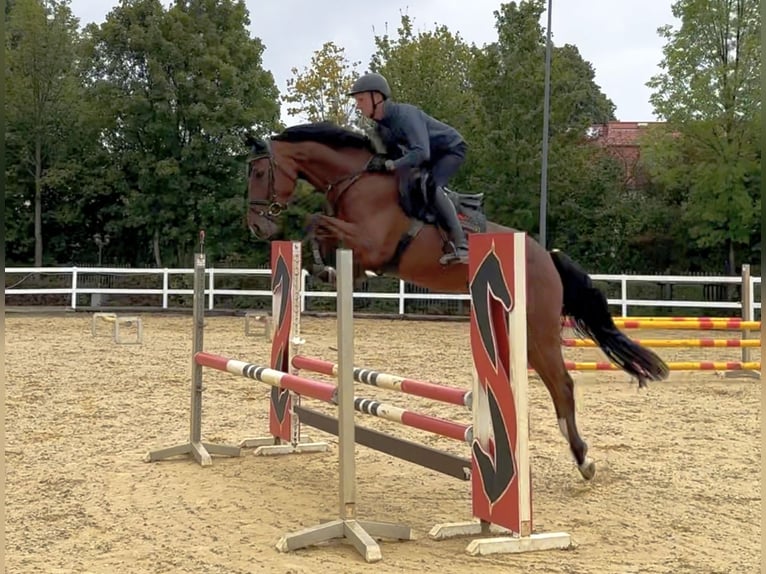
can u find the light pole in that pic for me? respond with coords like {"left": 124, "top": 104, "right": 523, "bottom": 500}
{"left": 539, "top": 0, "right": 553, "bottom": 249}
{"left": 92, "top": 233, "right": 110, "bottom": 308}
{"left": 94, "top": 233, "right": 110, "bottom": 266}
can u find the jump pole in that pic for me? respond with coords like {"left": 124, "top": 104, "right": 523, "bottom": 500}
{"left": 144, "top": 230, "right": 241, "bottom": 466}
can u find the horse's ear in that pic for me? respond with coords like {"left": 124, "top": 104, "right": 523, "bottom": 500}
{"left": 243, "top": 132, "right": 269, "bottom": 155}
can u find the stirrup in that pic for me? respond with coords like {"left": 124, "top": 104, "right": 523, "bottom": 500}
{"left": 439, "top": 246, "right": 469, "bottom": 265}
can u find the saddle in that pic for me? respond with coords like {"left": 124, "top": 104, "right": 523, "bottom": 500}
{"left": 396, "top": 169, "right": 487, "bottom": 235}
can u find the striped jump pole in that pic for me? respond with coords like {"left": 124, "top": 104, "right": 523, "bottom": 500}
{"left": 195, "top": 353, "right": 337, "bottom": 403}
{"left": 564, "top": 318, "right": 761, "bottom": 330}
{"left": 613, "top": 316, "right": 750, "bottom": 322}
{"left": 292, "top": 355, "right": 473, "bottom": 408}
{"left": 195, "top": 352, "right": 472, "bottom": 444}
{"left": 562, "top": 338, "right": 761, "bottom": 348}
{"left": 563, "top": 360, "right": 761, "bottom": 372}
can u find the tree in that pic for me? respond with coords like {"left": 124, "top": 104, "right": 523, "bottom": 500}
{"left": 81, "top": 0, "right": 281, "bottom": 266}
{"left": 468, "top": 0, "right": 619, "bottom": 256}
{"left": 283, "top": 41, "right": 361, "bottom": 127}
{"left": 370, "top": 16, "right": 480, "bottom": 130}
{"left": 645, "top": 0, "right": 760, "bottom": 272}
{"left": 5, "top": 0, "right": 83, "bottom": 265}
{"left": 363, "top": 4, "right": 623, "bottom": 268}
{"left": 368, "top": 15, "right": 481, "bottom": 188}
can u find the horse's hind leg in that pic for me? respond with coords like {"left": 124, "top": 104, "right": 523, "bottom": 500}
{"left": 529, "top": 338, "right": 596, "bottom": 480}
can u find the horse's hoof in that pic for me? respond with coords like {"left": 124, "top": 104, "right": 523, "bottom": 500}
{"left": 578, "top": 458, "right": 596, "bottom": 480}
{"left": 315, "top": 267, "right": 336, "bottom": 284}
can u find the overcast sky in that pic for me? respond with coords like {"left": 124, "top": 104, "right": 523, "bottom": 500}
{"left": 68, "top": 0, "right": 677, "bottom": 126}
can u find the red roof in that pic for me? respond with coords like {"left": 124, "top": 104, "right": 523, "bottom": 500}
{"left": 587, "top": 121, "right": 665, "bottom": 146}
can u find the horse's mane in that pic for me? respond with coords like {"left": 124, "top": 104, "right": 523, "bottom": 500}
{"left": 272, "top": 121, "right": 377, "bottom": 154}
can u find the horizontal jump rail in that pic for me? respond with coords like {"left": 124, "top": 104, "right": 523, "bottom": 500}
{"left": 196, "top": 352, "right": 337, "bottom": 403}
{"left": 564, "top": 319, "right": 760, "bottom": 330}
{"left": 562, "top": 338, "right": 760, "bottom": 348}
{"left": 292, "top": 355, "right": 472, "bottom": 408}
{"left": 612, "top": 316, "right": 751, "bottom": 322}
{"left": 562, "top": 360, "right": 761, "bottom": 372}
{"left": 294, "top": 405, "right": 471, "bottom": 481}
{"left": 195, "top": 352, "right": 472, "bottom": 444}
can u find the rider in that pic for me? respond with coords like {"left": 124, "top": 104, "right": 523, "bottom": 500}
{"left": 348, "top": 72, "right": 469, "bottom": 265}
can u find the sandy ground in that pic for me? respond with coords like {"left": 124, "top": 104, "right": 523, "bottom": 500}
{"left": 5, "top": 313, "right": 761, "bottom": 574}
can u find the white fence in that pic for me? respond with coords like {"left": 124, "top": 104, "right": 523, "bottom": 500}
{"left": 4, "top": 264, "right": 761, "bottom": 319}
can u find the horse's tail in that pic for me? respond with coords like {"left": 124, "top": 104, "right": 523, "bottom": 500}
{"left": 549, "top": 249, "right": 670, "bottom": 383}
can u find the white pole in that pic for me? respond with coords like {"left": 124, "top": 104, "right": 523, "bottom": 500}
{"left": 336, "top": 249, "right": 356, "bottom": 519}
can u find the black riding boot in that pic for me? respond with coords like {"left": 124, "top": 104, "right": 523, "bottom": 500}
{"left": 433, "top": 186, "right": 469, "bottom": 265}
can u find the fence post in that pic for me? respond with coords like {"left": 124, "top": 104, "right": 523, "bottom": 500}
{"left": 740, "top": 264, "right": 752, "bottom": 363}
{"left": 399, "top": 280, "right": 405, "bottom": 316}
{"left": 71, "top": 267, "right": 78, "bottom": 310}
{"left": 208, "top": 268, "right": 215, "bottom": 311}
{"left": 620, "top": 277, "right": 628, "bottom": 317}
{"left": 751, "top": 276, "right": 758, "bottom": 320}
{"left": 162, "top": 269, "right": 169, "bottom": 309}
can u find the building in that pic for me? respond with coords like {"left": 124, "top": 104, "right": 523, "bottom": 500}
{"left": 586, "top": 121, "right": 665, "bottom": 189}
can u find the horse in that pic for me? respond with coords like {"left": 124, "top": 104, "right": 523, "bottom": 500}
{"left": 245, "top": 121, "right": 670, "bottom": 481}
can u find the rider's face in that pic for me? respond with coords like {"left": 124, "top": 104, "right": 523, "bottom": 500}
{"left": 354, "top": 92, "right": 381, "bottom": 119}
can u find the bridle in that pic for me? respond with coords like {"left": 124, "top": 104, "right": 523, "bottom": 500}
{"left": 247, "top": 138, "right": 375, "bottom": 223}
{"left": 247, "top": 136, "right": 384, "bottom": 272}
{"left": 247, "top": 140, "right": 287, "bottom": 220}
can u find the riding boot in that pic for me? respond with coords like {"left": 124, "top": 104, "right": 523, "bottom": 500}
{"left": 432, "top": 186, "right": 469, "bottom": 265}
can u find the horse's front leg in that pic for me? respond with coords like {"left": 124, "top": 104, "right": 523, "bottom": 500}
{"left": 312, "top": 215, "right": 377, "bottom": 284}
{"left": 314, "top": 215, "right": 372, "bottom": 262}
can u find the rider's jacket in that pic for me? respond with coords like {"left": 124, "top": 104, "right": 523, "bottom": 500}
{"left": 374, "top": 101, "right": 466, "bottom": 170}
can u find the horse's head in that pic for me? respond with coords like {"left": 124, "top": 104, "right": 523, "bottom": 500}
{"left": 245, "top": 134, "right": 297, "bottom": 239}
{"left": 245, "top": 123, "right": 380, "bottom": 239}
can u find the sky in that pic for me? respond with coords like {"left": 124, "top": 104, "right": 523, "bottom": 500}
{"left": 68, "top": 0, "right": 677, "bottom": 126}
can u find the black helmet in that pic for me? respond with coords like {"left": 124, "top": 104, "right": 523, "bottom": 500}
{"left": 348, "top": 73, "right": 391, "bottom": 100}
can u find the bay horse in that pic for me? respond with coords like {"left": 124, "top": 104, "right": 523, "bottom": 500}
{"left": 245, "top": 122, "right": 669, "bottom": 481}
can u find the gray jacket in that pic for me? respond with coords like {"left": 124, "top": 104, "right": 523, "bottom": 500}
{"left": 375, "top": 101, "right": 466, "bottom": 170}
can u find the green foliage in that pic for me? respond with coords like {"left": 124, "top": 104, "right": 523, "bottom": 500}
{"left": 283, "top": 41, "right": 362, "bottom": 127}
{"left": 644, "top": 0, "right": 760, "bottom": 271}
{"left": 5, "top": 0, "right": 83, "bottom": 265}
{"left": 3, "top": 0, "right": 760, "bottom": 278}
{"left": 465, "top": 0, "right": 620, "bottom": 262}
{"left": 370, "top": 15, "right": 481, "bottom": 135}
{"left": 80, "top": 0, "right": 281, "bottom": 266}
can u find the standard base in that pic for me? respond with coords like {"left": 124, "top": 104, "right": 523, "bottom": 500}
{"left": 115, "top": 316, "right": 143, "bottom": 345}
{"left": 429, "top": 519, "right": 512, "bottom": 540}
{"left": 724, "top": 369, "right": 760, "bottom": 380}
{"left": 91, "top": 312, "right": 144, "bottom": 345}
{"left": 277, "top": 518, "right": 414, "bottom": 563}
{"left": 239, "top": 436, "right": 329, "bottom": 456}
{"left": 144, "top": 441, "right": 241, "bottom": 466}
{"left": 466, "top": 532, "right": 573, "bottom": 556}
{"left": 244, "top": 312, "right": 272, "bottom": 339}
{"left": 429, "top": 520, "right": 572, "bottom": 556}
